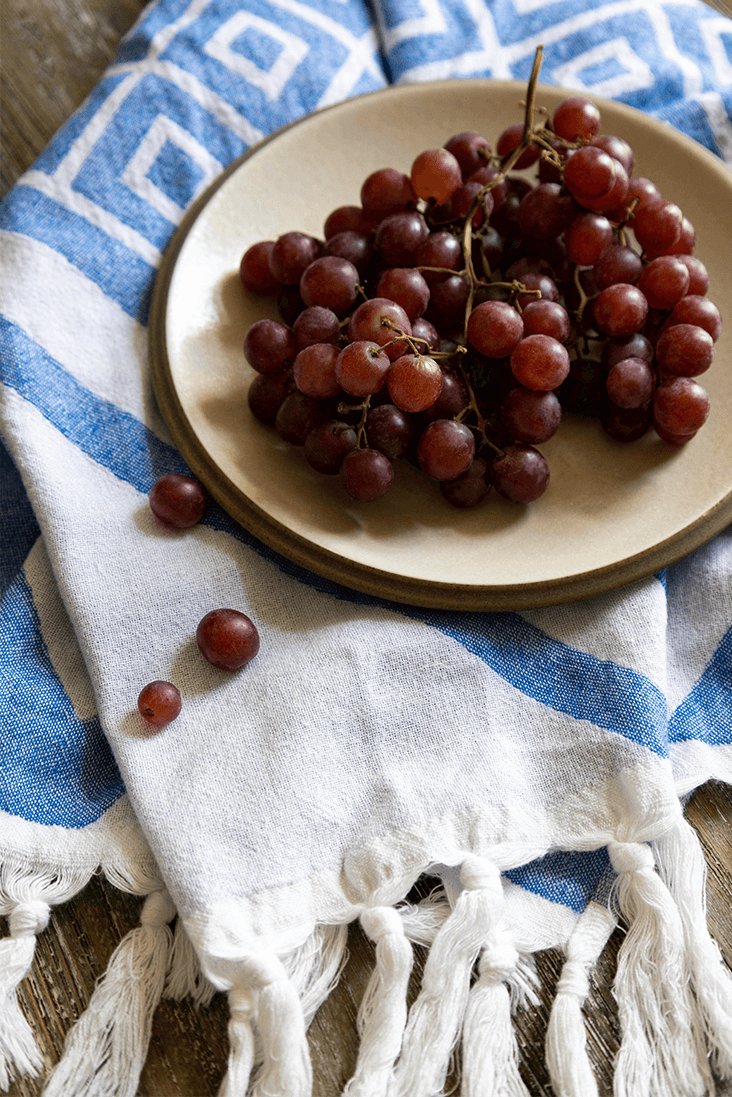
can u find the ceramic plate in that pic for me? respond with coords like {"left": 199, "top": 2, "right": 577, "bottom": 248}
{"left": 149, "top": 80, "right": 732, "bottom": 611}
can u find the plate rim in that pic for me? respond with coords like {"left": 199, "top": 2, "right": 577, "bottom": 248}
{"left": 149, "top": 78, "right": 732, "bottom": 611}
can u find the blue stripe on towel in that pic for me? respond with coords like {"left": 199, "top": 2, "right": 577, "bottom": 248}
{"left": 0, "top": 571, "right": 124, "bottom": 827}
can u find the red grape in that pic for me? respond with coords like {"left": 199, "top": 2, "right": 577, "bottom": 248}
{"left": 491, "top": 444, "right": 550, "bottom": 503}
{"left": 149, "top": 473, "right": 206, "bottom": 528}
{"left": 341, "top": 448, "right": 394, "bottom": 500}
{"left": 410, "top": 148, "right": 463, "bottom": 204}
{"left": 417, "top": 419, "right": 475, "bottom": 480}
{"left": 293, "top": 343, "right": 341, "bottom": 399}
{"left": 467, "top": 300, "right": 523, "bottom": 358}
{"left": 138, "top": 681, "right": 182, "bottom": 729}
{"left": 440, "top": 457, "right": 492, "bottom": 508}
{"left": 388, "top": 355, "right": 443, "bottom": 412}
{"left": 553, "top": 97, "right": 601, "bottom": 142}
{"left": 510, "top": 335, "right": 570, "bottom": 391}
{"left": 240, "top": 241, "right": 280, "bottom": 295}
{"left": 196, "top": 609, "right": 260, "bottom": 670}
{"left": 244, "top": 318, "right": 298, "bottom": 375}
{"left": 655, "top": 323, "right": 714, "bottom": 377}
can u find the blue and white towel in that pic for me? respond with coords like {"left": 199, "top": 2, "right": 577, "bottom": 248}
{"left": 2, "top": 1, "right": 732, "bottom": 1094}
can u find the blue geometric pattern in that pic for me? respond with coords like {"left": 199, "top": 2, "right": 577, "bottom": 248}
{"left": 1, "top": 0, "right": 731, "bottom": 925}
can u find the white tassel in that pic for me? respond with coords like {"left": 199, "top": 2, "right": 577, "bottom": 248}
{"left": 284, "top": 922, "right": 349, "bottom": 1028}
{"left": 217, "top": 985, "right": 257, "bottom": 1097}
{"left": 343, "top": 905, "right": 413, "bottom": 1097}
{"left": 608, "top": 839, "right": 712, "bottom": 1097}
{"left": 390, "top": 855, "right": 502, "bottom": 1097}
{"left": 165, "top": 916, "right": 217, "bottom": 1008}
{"left": 461, "top": 923, "right": 529, "bottom": 1095}
{"left": 217, "top": 953, "right": 311, "bottom": 1097}
{"left": 545, "top": 902, "right": 615, "bottom": 1097}
{"left": 398, "top": 887, "right": 451, "bottom": 948}
{"left": 41, "top": 887, "right": 176, "bottom": 1097}
{"left": 653, "top": 815, "right": 732, "bottom": 1079}
{"left": 0, "top": 900, "right": 49, "bottom": 1089}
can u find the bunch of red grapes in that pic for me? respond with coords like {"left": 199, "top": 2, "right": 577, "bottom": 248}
{"left": 240, "top": 88, "right": 722, "bottom": 507}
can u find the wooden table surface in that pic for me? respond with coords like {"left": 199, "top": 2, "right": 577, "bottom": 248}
{"left": 2, "top": 2, "right": 732, "bottom": 1094}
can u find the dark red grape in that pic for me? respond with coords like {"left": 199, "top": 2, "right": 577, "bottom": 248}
{"left": 565, "top": 213, "right": 613, "bottom": 267}
{"left": 324, "top": 231, "right": 373, "bottom": 276}
{"left": 300, "top": 256, "right": 359, "bottom": 315}
{"left": 247, "top": 372, "right": 292, "bottom": 426}
{"left": 593, "top": 284, "right": 649, "bottom": 337}
{"left": 496, "top": 124, "right": 540, "bottom": 169}
{"left": 655, "top": 324, "right": 714, "bottom": 377}
{"left": 348, "top": 298, "right": 412, "bottom": 360}
{"left": 606, "top": 358, "right": 654, "bottom": 408}
{"left": 138, "top": 681, "right": 182, "bottom": 728}
{"left": 510, "top": 335, "right": 570, "bottom": 391}
{"left": 553, "top": 96, "right": 601, "bottom": 142}
{"left": 521, "top": 300, "right": 570, "bottom": 343}
{"left": 467, "top": 300, "right": 523, "bottom": 358}
{"left": 335, "top": 341, "right": 391, "bottom": 397}
{"left": 414, "top": 231, "right": 463, "bottom": 284}
{"left": 637, "top": 256, "right": 690, "bottom": 310}
{"left": 388, "top": 355, "right": 443, "bottom": 412}
{"left": 664, "top": 296, "right": 722, "bottom": 342}
{"left": 293, "top": 306, "right": 340, "bottom": 350}
{"left": 444, "top": 131, "right": 492, "bottom": 179}
{"left": 240, "top": 241, "right": 281, "bottom": 295}
{"left": 653, "top": 377, "right": 710, "bottom": 434}
{"left": 365, "top": 404, "right": 415, "bottom": 460}
{"left": 269, "top": 232, "right": 322, "bottom": 285}
{"left": 361, "top": 168, "right": 417, "bottom": 215}
{"left": 244, "top": 318, "right": 298, "bottom": 375}
{"left": 417, "top": 419, "right": 475, "bottom": 480}
{"left": 377, "top": 268, "right": 430, "bottom": 321}
{"left": 440, "top": 457, "right": 492, "bottom": 508}
{"left": 593, "top": 244, "right": 642, "bottom": 290}
{"left": 375, "top": 211, "right": 430, "bottom": 266}
{"left": 293, "top": 343, "right": 341, "bottom": 399}
{"left": 149, "top": 473, "right": 206, "bottom": 528}
{"left": 411, "top": 148, "right": 462, "bottom": 204}
{"left": 275, "top": 392, "right": 325, "bottom": 445}
{"left": 196, "top": 609, "right": 260, "bottom": 670}
{"left": 502, "top": 387, "right": 562, "bottom": 443}
{"left": 491, "top": 444, "right": 550, "bottom": 503}
{"left": 304, "top": 420, "right": 357, "bottom": 474}
{"left": 601, "top": 333, "right": 653, "bottom": 370}
{"left": 341, "top": 448, "right": 394, "bottom": 500}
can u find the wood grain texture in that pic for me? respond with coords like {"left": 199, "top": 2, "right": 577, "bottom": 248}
{"left": 3, "top": 0, "right": 732, "bottom": 1092}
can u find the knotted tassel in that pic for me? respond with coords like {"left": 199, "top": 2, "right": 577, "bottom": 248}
{"left": 343, "top": 905, "right": 413, "bottom": 1097}
{"left": 0, "top": 899, "right": 49, "bottom": 1090}
{"left": 217, "top": 953, "right": 311, "bottom": 1097}
{"left": 390, "top": 854, "right": 502, "bottom": 1097}
{"left": 653, "top": 815, "right": 732, "bottom": 1079}
{"left": 42, "top": 887, "right": 176, "bottom": 1097}
{"left": 217, "top": 985, "right": 257, "bottom": 1097}
{"left": 461, "top": 922, "right": 529, "bottom": 1097}
{"left": 608, "top": 839, "right": 712, "bottom": 1097}
{"left": 545, "top": 901, "right": 616, "bottom": 1097}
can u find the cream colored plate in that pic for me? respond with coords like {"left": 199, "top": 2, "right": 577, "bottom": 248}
{"left": 150, "top": 80, "right": 732, "bottom": 610}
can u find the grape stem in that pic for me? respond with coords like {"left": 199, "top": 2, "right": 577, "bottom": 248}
{"left": 455, "top": 362, "right": 505, "bottom": 457}
{"left": 338, "top": 395, "right": 372, "bottom": 449}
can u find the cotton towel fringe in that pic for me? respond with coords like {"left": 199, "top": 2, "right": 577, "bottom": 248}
{"left": 653, "top": 816, "right": 732, "bottom": 1082}
{"left": 609, "top": 837, "right": 713, "bottom": 1097}
{"left": 41, "top": 887, "right": 177, "bottom": 1097}
{"left": 390, "top": 854, "right": 523, "bottom": 1097}
{"left": 0, "top": 859, "right": 105, "bottom": 1090}
{"left": 545, "top": 901, "right": 616, "bottom": 1097}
